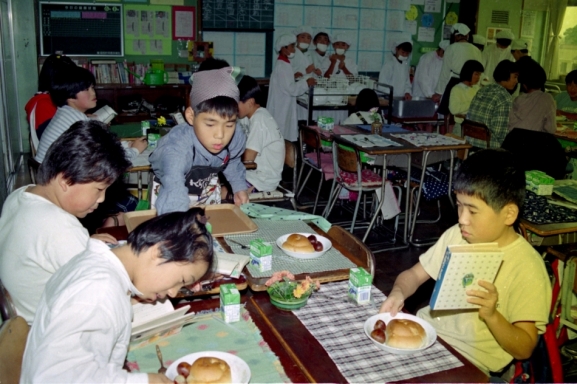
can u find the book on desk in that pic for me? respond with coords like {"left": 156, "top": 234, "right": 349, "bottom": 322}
{"left": 430, "top": 243, "right": 503, "bottom": 310}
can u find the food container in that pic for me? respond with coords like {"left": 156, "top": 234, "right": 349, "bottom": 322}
{"left": 249, "top": 239, "right": 272, "bottom": 272}
{"left": 525, "top": 170, "right": 555, "bottom": 195}
{"left": 348, "top": 267, "right": 372, "bottom": 304}
{"left": 317, "top": 116, "right": 334, "bottom": 131}
{"left": 392, "top": 97, "right": 437, "bottom": 118}
{"left": 220, "top": 283, "right": 241, "bottom": 323}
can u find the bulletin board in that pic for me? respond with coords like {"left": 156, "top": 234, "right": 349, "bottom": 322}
{"left": 124, "top": 5, "right": 172, "bottom": 55}
{"left": 201, "top": 0, "right": 274, "bottom": 30}
{"left": 272, "top": 0, "right": 459, "bottom": 74}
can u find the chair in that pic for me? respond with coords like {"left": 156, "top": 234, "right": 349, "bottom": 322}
{"left": 0, "top": 316, "right": 30, "bottom": 384}
{"left": 327, "top": 225, "right": 376, "bottom": 278}
{"left": 297, "top": 125, "right": 334, "bottom": 214}
{"left": 249, "top": 140, "right": 298, "bottom": 210}
{"left": 462, "top": 119, "right": 491, "bottom": 149}
{"left": 0, "top": 280, "right": 16, "bottom": 323}
{"left": 27, "top": 157, "right": 40, "bottom": 185}
{"left": 324, "top": 140, "right": 383, "bottom": 233}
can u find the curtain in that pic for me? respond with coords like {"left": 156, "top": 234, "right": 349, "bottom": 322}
{"left": 544, "top": 0, "right": 568, "bottom": 80}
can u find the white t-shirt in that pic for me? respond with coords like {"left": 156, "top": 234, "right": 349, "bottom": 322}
{"left": 412, "top": 50, "right": 444, "bottom": 98}
{"left": 0, "top": 185, "right": 90, "bottom": 323}
{"left": 240, "top": 107, "right": 285, "bottom": 191}
{"left": 378, "top": 53, "right": 412, "bottom": 97}
{"left": 417, "top": 224, "right": 551, "bottom": 374}
{"left": 21, "top": 240, "right": 148, "bottom": 383}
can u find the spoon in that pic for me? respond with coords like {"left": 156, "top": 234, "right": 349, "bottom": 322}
{"left": 227, "top": 239, "right": 250, "bottom": 249}
{"left": 156, "top": 345, "right": 167, "bottom": 375}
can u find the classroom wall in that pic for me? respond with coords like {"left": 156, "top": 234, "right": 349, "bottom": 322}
{"left": 477, "top": 0, "right": 522, "bottom": 46}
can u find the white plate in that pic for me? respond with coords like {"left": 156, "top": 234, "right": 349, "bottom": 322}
{"left": 364, "top": 313, "right": 437, "bottom": 355}
{"left": 276, "top": 233, "right": 332, "bottom": 259}
{"left": 166, "top": 351, "right": 251, "bottom": 383}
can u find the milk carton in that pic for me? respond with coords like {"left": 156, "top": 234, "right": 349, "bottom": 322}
{"left": 348, "top": 267, "right": 372, "bottom": 304}
{"left": 249, "top": 239, "right": 272, "bottom": 272}
{"left": 220, "top": 284, "right": 240, "bottom": 323}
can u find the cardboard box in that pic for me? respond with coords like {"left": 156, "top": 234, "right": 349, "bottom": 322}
{"left": 525, "top": 170, "right": 555, "bottom": 195}
{"left": 249, "top": 239, "right": 272, "bottom": 272}
{"left": 317, "top": 116, "right": 334, "bottom": 131}
{"left": 220, "top": 284, "right": 240, "bottom": 323}
{"left": 348, "top": 267, "right": 372, "bottom": 304}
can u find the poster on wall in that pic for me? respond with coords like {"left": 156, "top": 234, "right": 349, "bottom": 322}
{"left": 172, "top": 6, "right": 195, "bottom": 40}
{"left": 124, "top": 5, "right": 172, "bottom": 55}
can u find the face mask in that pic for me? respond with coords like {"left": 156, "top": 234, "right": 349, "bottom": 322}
{"left": 316, "top": 43, "right": 328, "bottom": 53}
{"left": 287, "top": 52, "right": 295, "bottom": 59}
{"left": 298, "top": 42, "right": 310, "bottom": 50}
{"left": 398, "top": 55, "right": 408, "bottom": 62}
{"left": 335, "top": 48, "right": 346, "bottom": 55}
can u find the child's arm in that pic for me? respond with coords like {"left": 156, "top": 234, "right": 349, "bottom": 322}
{"left": 380, "top": 261, "right": 430, "bottom": 316}
{"left": 467, "top": 280, "right": 539, "bottom": 360}
{"left": 242, "top": 148, "right": 258, "bottom": 162}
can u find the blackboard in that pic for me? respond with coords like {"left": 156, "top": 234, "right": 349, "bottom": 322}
{"left": 202, "top": 0, "right": 274, "bottom": 31}
{"left": 39, "top": 2, "right": 123, "bottom": 57}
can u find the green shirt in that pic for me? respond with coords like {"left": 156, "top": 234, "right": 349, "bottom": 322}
{"left": 555, "top": 91, "right": 577, "bottom": 113}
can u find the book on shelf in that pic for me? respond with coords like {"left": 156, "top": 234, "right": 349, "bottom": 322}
{"left": 429, "top": 243, "right": 503, "bottom": 310}
{"left": 91, "top": 105, "right": 118, "bottom": 124}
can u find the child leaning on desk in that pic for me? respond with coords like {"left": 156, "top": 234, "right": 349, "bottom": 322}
{"left": 0, "top": 121, "right": 130, "bottom": 324}
{"left": 21, "top": 208, "right": 214, "bottom": 384}
{"left": 380, "top": 149, "right": 551, "bottom": 378}
{"left": 149, "top": 66, "right": 249, "bottom": 214}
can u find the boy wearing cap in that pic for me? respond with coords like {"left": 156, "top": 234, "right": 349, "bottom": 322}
{"left": 310, "top": 30, "right": 332, "bottom": 76}
{"left": 434, "top": 23, "right": 482, "bottom": 113}
{"left": 149, "top": 67, "right": 249, "bottom": 214}
{"left": 291, "top": 26, "right": 320, "bottom": 79}
{"left": 412, "top": 40, "right": 450, "bottom": 98}
{"left": 325, "top": 33, "right": 358, "bottom": 78}
{"left": 472, "top": 34, "right": 486, "bottom": 51}
{"left": 267, "top": 34, "right": 316, "bottom": 142}
{"left": 378, "top": 41, "right": 413, "bottom": 99}
{"left": 481, "top": 30, "right": 515, "bottom": 85}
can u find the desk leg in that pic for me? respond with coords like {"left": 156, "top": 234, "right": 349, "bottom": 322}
{"left": 447, "top": 149, "right": 455, "bottom": 208}
{"left": 362, "top": 155, "right": 388, "bottom": 243}
{"left": 137, "top": 170, "right": 143, "bottom": 201}
{"left": 409, "top": 151, "right": 431, "bottom": 244}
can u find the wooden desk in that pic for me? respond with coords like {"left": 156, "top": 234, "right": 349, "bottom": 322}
{"left": 223, "top": 224, "right": 376, "bottom": 292}
{"left": 519, "top": 218, "right": 577, "bottom": 246}
{"left": 332, "top": 133, "right": 422, "bottom": 247}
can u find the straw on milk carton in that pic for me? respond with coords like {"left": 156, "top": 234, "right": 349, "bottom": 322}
{"left": 220, "top": 283, "right": 240, "bottom": 323}
{"left": 249, "top": 239, "right": 272, "bottom": 272}
{"left": 348, "top": 267, "right": 372, "bottom": 304}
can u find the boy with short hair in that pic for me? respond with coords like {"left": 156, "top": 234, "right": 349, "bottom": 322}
{"left": 555, "top": 70, "right": 577, "bottom": 113}
{"left": 0, "top": 120, "right": 129, "bottom": 324}
{"left": 378, "top": 41, "right": 413, "bottom": 99}
{"left": 35, "top": 66, "right": 147, "bottom": 163}
{"left": 325, "top": 33, "right": 358, "bottom": 78}
{"left": 380, "top": 149, "right": 551, "bottom": 376}
{"left": 467, "top": 60, "right": 519, "bottom": 148}
{"left": 238, "top": 75, "right": 285, "bottom": 192}
{"left": 149, "top": 67, "right": 249, "bottom": 214}
{"left": 21, "top": 208, "right": 213, "bottom": 383}
{"left": 310, "top": 30, "right": 332, "bottom": 76}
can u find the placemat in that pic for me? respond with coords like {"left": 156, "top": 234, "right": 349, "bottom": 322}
{"left": 126, "top": 308, "right": 289, "bottom": 383}
{"left": 294, "top": 281, "right": 463, "bottom": 383}
{"left": 342, "top": 134, "right": 402, "bottom": 148}
{"left": 523, "top": 191, "right": 577, "bottom": 224}
{"left": 391, "top": 132, "right": 466, "bottom": 147}
{"left": 224, "top": 219, "right": 357, "bottom": 278}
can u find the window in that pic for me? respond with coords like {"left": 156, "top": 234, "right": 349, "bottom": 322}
{"left": 559, "top": 7, "right": 577, "bottom": 76}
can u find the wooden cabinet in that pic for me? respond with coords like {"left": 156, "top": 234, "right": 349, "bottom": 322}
{"left": 94, "top": 84, "right": 191, "bottom": 123}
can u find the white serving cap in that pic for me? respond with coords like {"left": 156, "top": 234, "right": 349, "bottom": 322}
{"left": 511, "top": 38, "right": 528, "bottom": 50}
{"left": 451, "top": 23, "right": 470, "bottom": 36}
{"left": 333, "top": 33, "right": 352, "bottom": 47}
{"left": 472, "top": 34, "right": 487, "bottom": 45}
{"left": 439, "top": 40, "right": 450, "bottom": 50}
{"left": 292, "top": 26, "right": 313, "bottom": 38}
{"left": 275, "top": 33, "right": 296, "bottom": 53}
{"left": 495, "top": 30, "right": 515, "bottom": 40}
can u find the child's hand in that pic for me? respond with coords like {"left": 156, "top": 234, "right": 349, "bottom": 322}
{"left": 91, "top": 233, "right": 118, "bottom": 244}
{"left": 314, "top": 68, "right": 322, "bottom": 76}
{"left": 306, "top": 64, "right": 315, "bottom": 74}
{"left": 431, "top": 93, "right": 442, "bottom": 103}
{"left": 131, "top": 137, "right": 148, "bottom": 154}
{"left": 147, "top": 373, "right": 172, "bottom": 383}
{"left": 404, "top": 93, "right": 412, "bottom": 101}
{"left": 329, "top": 54, "right": 338, "bottom": 63}
{"left": 234, "top": 190, "right": 249, "bottom": 206}
{"left": 306, "top": 77, "right": 317, "bottom": 87}
{"left": 294, "top": 72, "right": 303, "bottom": 79}
{"left": 466, "top": 280, "right": 499, "bottom": 321}
{"left": 338, "top": 60, "right": 346, "bottom": 70}
{"left": 379, "top": 289, "right": 405, "bottom": 316}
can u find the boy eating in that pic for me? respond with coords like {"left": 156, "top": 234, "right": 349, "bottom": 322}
{"left": 380, "top": 149, "right": 551, "bottom": 377}
{"left": 21, "top": 208, "right": 213, "bottom": 383}
{"left": 555, "top": 69, "right": 577, "bottom": 114}
{"left": 149, "top": 67, "right": 249, "bottom": 214}
{"left": 0, "top": 120, "right": 129, "bottom": 324}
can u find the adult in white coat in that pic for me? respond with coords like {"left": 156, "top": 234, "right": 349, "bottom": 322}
{"left": 290, "top": 26, "right": 319, "bottom": 79}
{"left": 378, "top": 41, "right": 413, "bottom": 99}
{"left": 481, "top": 29, "right": 515, "bottom": 85}
{"left": 325, "top": 33, "right": 358, "bottom": 78}
{"left": 310, "top": 30, "right": 332, "bottom": 76}
{"left": 433, "top": 23, "right": 482, "bottom": 114}
{"left": 267, "top": 34, "right": 316, "bottom": 142}
{"left": 472, "top": 34, "right": 487, "bottom": 51}
{"left": 412, "top": 40, "right": 450, "bottom": 98}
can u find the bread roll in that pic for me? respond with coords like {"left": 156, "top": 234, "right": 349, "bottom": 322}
{"left": 385, "top": 319, "right": 426, "bottom": 349}
{"left": 282, "top": 234, "right": 314, "bottom": 253}
{"left": 187, "top": 357, "right": 231, "bottom": 383}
